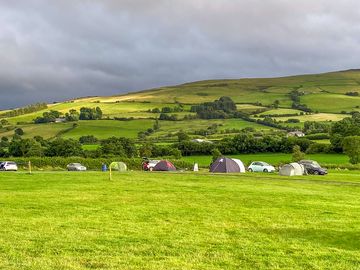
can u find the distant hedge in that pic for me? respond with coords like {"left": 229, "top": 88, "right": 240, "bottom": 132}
{"left": 10, "top": 157, "right": 193, "bottom": 171}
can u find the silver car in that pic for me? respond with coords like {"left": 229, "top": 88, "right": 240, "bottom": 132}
{"left": 67, "top": 163, "right": 87, "bottom": 171}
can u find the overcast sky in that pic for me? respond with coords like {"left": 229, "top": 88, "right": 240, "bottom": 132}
{"left": 0, "top": 0, "right": 359, "bottom": 109}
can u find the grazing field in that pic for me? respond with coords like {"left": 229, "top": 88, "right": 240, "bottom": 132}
{"left": 182, "top": 153, "right": 349, "bottom": 167}
{"left": 62, "top": 120, "right": 154, "bottom": 140}
{"left": 150, "top": 119, "right": 275, "bottom": 139}
{"left": 0, "top": 171, "right": 359, "bottom": 269}
{"left": 301, "top": 94, "right": 360, "bottom": 113}
{"left": 0, "top": 122, "right": 74, "bottom": 140}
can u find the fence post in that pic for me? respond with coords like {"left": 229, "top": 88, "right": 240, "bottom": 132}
{"left": 28, "top": 161, "right": 32, "bottom": 174}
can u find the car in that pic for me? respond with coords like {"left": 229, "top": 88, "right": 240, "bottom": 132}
{"left": 248, "top": 161, "right": 276, "bottom": 173}
{"left": 67, "top": 163, "right": 87, "bottom": 171}
{"left": 298, "top": 160, "right": 327, "bottom": 175}
{"left": 0, "top": 161, "right": 18, "bottom": 171}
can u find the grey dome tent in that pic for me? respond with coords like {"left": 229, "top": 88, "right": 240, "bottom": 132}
{"left": 210, "top": 157, "right": 242, "bottom": 173}
{"left": 279, "top": 163, "right": 305, "bottom": 176}
{"left": 231, "top": 158, "right": 246, "bottom": 173}
{"left": 153, "top": 160, "right": 176, "bottom": 171}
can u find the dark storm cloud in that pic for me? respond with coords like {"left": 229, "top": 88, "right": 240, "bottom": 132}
{"left": 0, "top": 0, "right": 359, "bottom": 109}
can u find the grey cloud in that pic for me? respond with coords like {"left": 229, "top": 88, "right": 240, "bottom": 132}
{"left": 0, "top": 0, "right": 359, "bottom": 109}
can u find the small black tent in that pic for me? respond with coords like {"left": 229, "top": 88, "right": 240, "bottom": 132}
{"left": 210, "top": 157, "right": 241, "bottom": 173}
{"left": 153, "top": 160, "right": 176, "bottom": 171}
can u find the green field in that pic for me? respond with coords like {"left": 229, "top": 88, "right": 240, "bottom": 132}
{"left": 62, "top": 120, "right": 154, "bottom": 140}
{"left": 182, "top": 153, "right": 349, "bottom": 167}
{"left": 0, "top": 171, "right": 360, "bottom": 269}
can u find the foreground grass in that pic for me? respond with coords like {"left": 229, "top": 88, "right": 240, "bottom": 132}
{"left": 0, "top": 171, "right": 359, "bottom": 269}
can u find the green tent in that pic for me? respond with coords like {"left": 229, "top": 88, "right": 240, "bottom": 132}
{"left": 110, "top": 162, "right": 127, "bottom": 172}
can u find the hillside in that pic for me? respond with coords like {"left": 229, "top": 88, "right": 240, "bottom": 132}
{"left": 0, "top": 69, "right": 359, "bottom": 141}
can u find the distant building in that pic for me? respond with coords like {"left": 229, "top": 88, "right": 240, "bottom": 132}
{"left": 55, "top": 118, "right": 66, "bottom": 123}
{"left": 191, "top": 139, "right": 214, "bottom": 144}
{"left": 287, "top": 131, "right": 305, "bottom": 137}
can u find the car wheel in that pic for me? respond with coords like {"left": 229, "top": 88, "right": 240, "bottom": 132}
{"left": 263, "top": 169, "right": 268, "bottom": 173}
{"left": 314, "top": 171, "right": 319, "bottom": 175}
{"left": 248, "top": 168, "right": 253, "bottom": 172}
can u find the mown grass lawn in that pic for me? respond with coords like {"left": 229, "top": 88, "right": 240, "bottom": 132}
{"left": 0, "top": 171, "right": 359, "bottom": 269}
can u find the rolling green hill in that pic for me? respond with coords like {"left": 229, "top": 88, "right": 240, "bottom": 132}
{"left": 0, "top": 69, "right": 359, "bottom": 140}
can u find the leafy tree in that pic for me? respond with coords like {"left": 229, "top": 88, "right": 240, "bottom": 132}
{"left": 8, "top": 139, "right": 43, "bottom": 157}
{"left": 191, "top": 96, "right": 237, "bottom": 119}
{"left": 273, "top": 100, "right": 280, "bottom": 109}
{"left": 1, "top": 119, "right": 9, "bottom": 125}
{"left": 153, "top": 119, "right": 160, "bottom": 131}
{"left": 45, "top": 138, "right": 83, "bottom": 157}
{"left": 177, "top": 131, "right": 189, "bottom": 142}
{"left": 292, "top": 145, "right": 305, "bottom": 162}
{"left": 14, "top": 128, "right": 24, "bottom": 136}
{"left": 34, "top": 110, "right": 62, "bottom": 124}
{"left": 211, "top": 148, "right": 222, "bottom": 162}
{"left": 79, "top": 107, "right": 103, "bottom": 120}
{"left": 65, "top": 109, "right": 80, "bottom": 121}
{"left": 330, "top": 113, "right": 360, "bottom": 152}
{"left": 139, "top": 143, "right": 153, "bottom": 157}
{"left": 100, "top": 137, "right": 137, "bottom": 157}
{"left": 342, "top": 136, "right": 360, "bottom": 164}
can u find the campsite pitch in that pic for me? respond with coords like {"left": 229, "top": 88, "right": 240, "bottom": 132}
{"left": 0, "top": 171, "right": 360, "bottom": 269}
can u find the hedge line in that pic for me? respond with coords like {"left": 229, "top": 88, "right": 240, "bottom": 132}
{"left": 10, "top": 157, "right": 194, "bottom": 171}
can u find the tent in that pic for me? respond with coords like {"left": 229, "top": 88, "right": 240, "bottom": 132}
{"left": 279, "top": 163, "right": 305, "bottom": 176}
{"left": 210, "top": 157, "right": 242, "bottom": 173}
{"left": 153, "top": 160, "right": 176, "bottom": 171}
{"left": 231, "top": 159, "right": 246, "bottom": 173}
{"left": 110, "top": 161, "right": 127, "bottom": 172}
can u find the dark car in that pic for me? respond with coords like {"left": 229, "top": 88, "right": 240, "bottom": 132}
{"left": 298, "top": 160, "right": 327, "bottom": 175}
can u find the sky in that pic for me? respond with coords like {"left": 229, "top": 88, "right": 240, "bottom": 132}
{"left": 0, "top": 0, "right": 360, "bottom": 109}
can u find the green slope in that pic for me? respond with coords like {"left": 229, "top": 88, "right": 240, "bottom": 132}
{"left": 1, "top": 69, "right": 359, "bottom": 140}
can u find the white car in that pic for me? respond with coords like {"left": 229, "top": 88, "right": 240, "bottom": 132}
{"left": 248, "top": 161, "right": 275, "bottom": 173}
{"left": 0, "top": 161, "right": 18, "bottom": 171}
{"left": 67, "top": 163, "right": 87, "bottom": 171}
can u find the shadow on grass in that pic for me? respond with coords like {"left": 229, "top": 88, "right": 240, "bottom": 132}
{"left": 261, "top": 227, "right": 360, "bottom": 251}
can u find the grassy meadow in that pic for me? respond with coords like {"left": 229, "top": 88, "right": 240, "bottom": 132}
{"left": 0, "top": 171, "right": 359, "bottom": 269}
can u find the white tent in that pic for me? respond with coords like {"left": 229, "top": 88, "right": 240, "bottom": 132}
{"left": 279, "top": 163, "right": 305, "bottom": 176}
{"left": 231, "top": 159, "right": 246, "bottom": 173}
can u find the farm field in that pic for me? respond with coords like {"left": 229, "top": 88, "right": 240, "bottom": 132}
{"left": 0, "top": 171, "right": 359, "bottom": 269}
{"left": 182, "top": 153, "right": 349, "bottom": 167}
{"left": 150, "top": 119, "right": 275, "bottom": 139}
{"left": 61, "top": 120, "right": 154, "bottom": 140}
{"left": 301, "top": 94, "right": 360, "bottom": 113}
{"left": 4, "top": 101, "right": 183, "bottom": 124}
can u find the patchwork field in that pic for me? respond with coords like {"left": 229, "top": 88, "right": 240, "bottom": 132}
{"left": 61, "top": 120, "right": 154, "bottom": 140}
{"left": 1, "top": 69, "right": 360, "bottom": 141}
{"left": 0, "top": 171, "right": 359, "bottom": 269}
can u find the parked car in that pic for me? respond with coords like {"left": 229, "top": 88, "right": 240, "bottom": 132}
{"left": 248, "top": 161, "right": 276, "bottom": 173}
{"left": 67, "top": 163, "right": 87, "bottom": 171}
{"left": 298, "top": 160, "right": 327, "bottom": 175}
{"left": 0, "top": 161, "right": 18, "bottom": 171}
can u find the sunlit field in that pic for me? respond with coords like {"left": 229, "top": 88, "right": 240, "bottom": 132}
{"left": 0, "top": 171, "right": 359, "bottom": 269}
